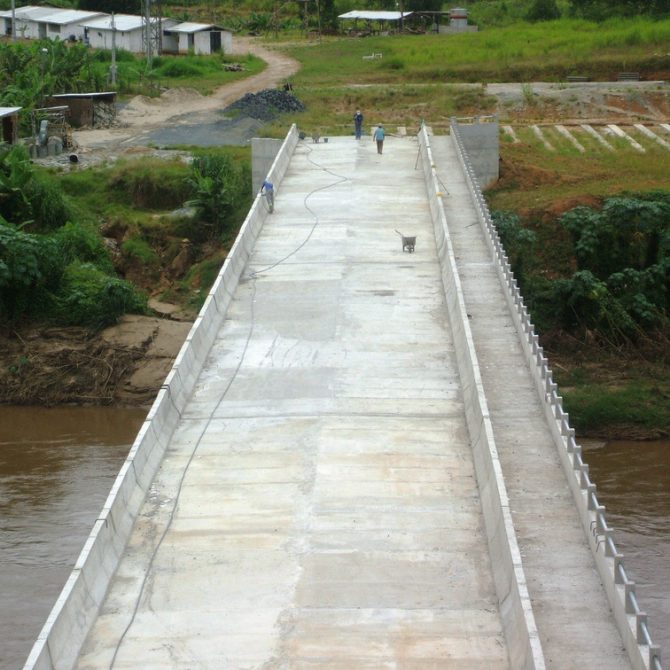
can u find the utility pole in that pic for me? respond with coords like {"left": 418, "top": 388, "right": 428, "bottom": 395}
{"left": 11, "top": 0, "right": 15, "bottom": 41}
{"left": 110, "top": 13, "right": 117, "bottom": 85}
{"left": 144, "top": 0, "right": 153, "bottom": 66}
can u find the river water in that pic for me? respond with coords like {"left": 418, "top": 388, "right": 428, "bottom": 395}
{"left": 0, "top": 407, "right": 667, "bottom": 667}
{"left": 0, "top": 406, "right": 146, "bottom": 670}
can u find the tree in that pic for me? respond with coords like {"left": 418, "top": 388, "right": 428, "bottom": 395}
{"left": 405, "top": 0, "right": 444, "bottom": 12}
{"left": 569, "top": 0, "right": 670, "bottom": 19}
{"left": 526, "top": 0, "right": 561, "bottom": 21}
{"left": 78, "top": 0, "right": 142, "bottom": 15}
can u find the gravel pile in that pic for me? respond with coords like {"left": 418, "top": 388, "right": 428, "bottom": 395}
{"left": 225, "top": 89, "right": 305, "bottom": 122}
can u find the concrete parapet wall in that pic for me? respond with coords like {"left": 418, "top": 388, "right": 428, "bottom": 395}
{"left": 450, "top": 116, "right": 499, "bottom": 188}
{"left": 23, "top": 124, "right": 300, "bottom": 670}
{"left": 418, "top": 126, "right": 545, "bottom": 670}
{"left": 449, "top": 125, "right": 662, "bottom": 670}
{"left": 252, "top": 137, "right": 283, "bottom": 192}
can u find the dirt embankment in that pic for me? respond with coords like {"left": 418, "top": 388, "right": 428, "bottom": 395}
{"left": 0, "top": 316, "right": 191, "bottom": 406}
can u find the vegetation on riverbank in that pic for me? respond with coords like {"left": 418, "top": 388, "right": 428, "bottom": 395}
{"left": 486, "top": 148, "right": 670, "bottom": 438}
{"left": 0, "top": 145, "right": 252, "bottom": 330}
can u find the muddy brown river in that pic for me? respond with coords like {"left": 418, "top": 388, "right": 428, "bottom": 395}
{"left": 1, "top": 407, "right": 668, "bottom": 668}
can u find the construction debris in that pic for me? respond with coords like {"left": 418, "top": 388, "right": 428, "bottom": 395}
{"left": 225, "top": 88, "right": 305, "bottom": 122}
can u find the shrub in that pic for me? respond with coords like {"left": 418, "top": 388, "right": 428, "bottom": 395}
{"left": 526, "top": 0, "right": 561, "bottom": 22}
{"left": 53, "top": 221, "right": 114, "bottom": 273}
{"left": 154, "top": 59, "right": 204, "bottom": 78}
{"left": 25, "top": 173, "right": 76, "bottom": 231}
{"left": 186, "top": 153, "right": 250, "bottom": 239}
{"left": 108, "top": 158, "right": 192, "bottom": 209}
{"left": 0, "top": 220, "right": 62, "bottom": 321}
{"left": 51, "top": 261, "right": 146, "bottom": 330}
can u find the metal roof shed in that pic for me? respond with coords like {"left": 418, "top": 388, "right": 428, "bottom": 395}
{"left": 338, "top": 11, "right": 413, "bottom": 33}
{"left": 36, "top": 9, "right": 106, "bottom": 41}
{"left": 163, "top": 21, "right": 232, "bottom": 55}
{"left": 0, "top": 5, "right": 57, "bottom": 39}
{"left": 338, "top": 10, "right": 413, "bottom": 20}
{"left": 79, "top": 14, "right": 177, "bottom": 53}
{"left": 46, "top": 92, "right": 117, "bottom": 127}
{"left": 0, "top": 107, "right": 21, "bottom": 144}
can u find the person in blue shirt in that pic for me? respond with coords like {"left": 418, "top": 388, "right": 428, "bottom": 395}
{"left": 373, "top": 124, "right": 385, "bottom": 154}
{"left": 353, "top": 109, "right": 364, "bottom": 140}
{"left": 261, "top": 180, "right": 274, "bottom": 212}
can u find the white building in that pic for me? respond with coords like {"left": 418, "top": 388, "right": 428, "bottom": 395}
{"left": 79, "top": 14, "right": 177, "bottom": 53}
{"left": 0, "top": 6, "right": 105, "bottom": 40}
{"left": 163, "top": 22, "right": 232, "bottom": 55}
{"left": 0, "top": 6, "right": 232, "bottom": 55}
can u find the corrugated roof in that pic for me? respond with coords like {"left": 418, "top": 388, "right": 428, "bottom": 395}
{"left": 0, "top": 107, "right": 22, "bottom": 117}
{"left": 0, "top": 6, "right": 56, "bottom": 20}
{"left": 38, "top": 9, "right": 105, "bottom": 25}
{"left": 79, "top": 14, "right": 155, "bottom": 32}
{"left": 166, "top": 21, "right": 226, "bottom": 34}
{"left": 338, "top": 10, "right": 412, "bottom": 20}
{"left": 50, "top": 92, "right": 116, "bottom": 99}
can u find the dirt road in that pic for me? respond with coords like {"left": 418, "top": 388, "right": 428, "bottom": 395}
{"left": 74, "top": 37, "right": 300, "bottom": 151}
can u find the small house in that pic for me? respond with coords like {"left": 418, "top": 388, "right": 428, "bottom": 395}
{"left": 79, "top": 14, "right": 177, "bottom": 53}
{"left": 163, "top": 22, "right": 232, "bottom": 55}
{"left": 0, "top": 5, "right": 58, "bottom": 39}
{"left": 0, "top": 6, "right": 104, "bottom": 40}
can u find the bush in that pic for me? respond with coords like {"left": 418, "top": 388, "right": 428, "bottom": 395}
{"left": 51, "top": 261, "right": 146, "bottom": 330}
{"left": 186, "top": 153, "right": 250, "bottom": 239}
{"left": 25, "top": 173, "right": 77, "bottom": 231}
{"left": 108, "top": 158, "right": 192, "bottom": 209}
{"left": 53, "top": 221, "right": 114, "bottom": 273}
{"left": 154, "top": 59, "right": 204, "bottom": 78}
{"left": 0, "top": 220, "right": 62, "bottom": 321}
{"left": 526, "top": 0, "right": 561, "bottom": 22}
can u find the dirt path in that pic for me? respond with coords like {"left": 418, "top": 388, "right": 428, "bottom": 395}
{"left": 74, "top": 37, "right": 300, "bottom": 150}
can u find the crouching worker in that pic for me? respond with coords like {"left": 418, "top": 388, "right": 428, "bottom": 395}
{"left": 261, "top": 179, "right": 274, "bottom": 213}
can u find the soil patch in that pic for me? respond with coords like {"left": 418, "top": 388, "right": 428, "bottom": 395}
{"left": 0, "top": 316, "right": 192, "bottom": 407}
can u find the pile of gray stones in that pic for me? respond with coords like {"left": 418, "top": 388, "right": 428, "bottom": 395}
{"left": 225, "top": 88, "right": 305, "bottom": 122}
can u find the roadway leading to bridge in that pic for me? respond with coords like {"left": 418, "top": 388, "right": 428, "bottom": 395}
{"left": 76, "top": 136, "right": 508, "bottom": 668}
{"left": 72, "top": 133, "right": 634, "bottom": 669}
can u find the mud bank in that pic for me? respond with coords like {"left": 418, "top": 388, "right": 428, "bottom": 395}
{"left": 0, "top": 315, "right": 191, "bottom": 406}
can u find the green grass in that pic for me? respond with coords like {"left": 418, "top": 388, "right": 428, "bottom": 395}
{"left": 91, "top": 51, "right": 265, "bottom": 97}
{"left": 263, "top": 83, "right": 496, "bottom": 137}
{"left": 487, "top": 140, "right": 670, "bottom": 213}
{"left": 561, "top": 381, "right": 670, "bottom": 437}
{"left": 279, "top": 17, "right": 670, "bottom": 86}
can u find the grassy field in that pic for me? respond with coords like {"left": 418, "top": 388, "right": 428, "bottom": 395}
{"left": 278, "top": 17, "right": 670, "bottom": 85}
{"left": 489, "top": 131, "right": 670, "bottom": 213}
{"left": 254, "top": 16, "right": 670, "bottom": 138}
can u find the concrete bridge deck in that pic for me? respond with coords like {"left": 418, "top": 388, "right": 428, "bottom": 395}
{"left": 26, "top": 128, "right": 659, "bottom": 670}
{"left": 77, "top": 137, "right": 509, "bottom": 668}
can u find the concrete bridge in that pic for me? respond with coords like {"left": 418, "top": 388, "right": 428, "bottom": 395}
{"left": 25, "top": 123, "right": 662, "bottom": 670}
